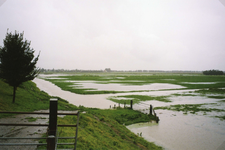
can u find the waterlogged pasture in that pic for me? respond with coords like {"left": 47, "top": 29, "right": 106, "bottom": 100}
{"left": 35, "top": 73, "right": 225, "bottom": 150}
{"left": 42, "top": 73, "right": 225, "bottom": 93}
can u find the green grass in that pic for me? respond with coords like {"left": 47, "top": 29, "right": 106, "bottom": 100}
{"left": 171, "top": 93, "right": 197, "bottom": 97}
{"left": 0, "top": 80, "right": 78, "bottom": 118}
{"left": 195, "top": 88, "right": 225, "bottom": 94}
{"left": 154, "top": 104, "right": 225, "bottom": 114}
{"left": 43, "top": 73, "right": 225, "bottom": 95}
{"left": 25, "top": 117, "right": 38, "bottom": 122}
{"left": 44, "top": 79, "right": 127, "bottom": 94}
{"left": 215, "top": 115, "right": 225, "bottom": 120}
{"left": 86, "top": 108, "right": 157, "bottom": 125}
{"left": 25, "top": 117, "right": 47, "bottom": 122}
{"left": 207, "top": 95, "right": 225, "bottom": 99}
{"left": 38, "top": 110, "right": 161, "bottom": 150}
{"left": 108, "top": 95, "right": 171, "bottom": 104}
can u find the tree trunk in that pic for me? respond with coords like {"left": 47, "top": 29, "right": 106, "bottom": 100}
{"left": 13, "top": 86, "right": 16, "bottom": 103}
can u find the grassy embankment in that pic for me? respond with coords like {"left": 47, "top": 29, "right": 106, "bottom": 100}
{"left": 0, "top": 79, "right": 162, "bottom": 150}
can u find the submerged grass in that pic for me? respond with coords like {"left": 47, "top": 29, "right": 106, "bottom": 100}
{"left": 195, "top": 88, "right": 225, "bottom": 94}
{"left": 154, "top": 104, "right": 225, "bottom": 114}
{"left": 108, "top": 95, "right": 171, "bottom": 104}
{"left": 215, "top": 115, "right": 225, "bottom": 120}
{"left": 207, "top": 95, "right": 225, "bottom": 99}
{"left": 45, "top": 79, "right": 127, "bottom": 94}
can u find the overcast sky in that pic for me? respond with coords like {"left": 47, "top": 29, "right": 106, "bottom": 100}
{"left": 0, "top": 0, "right": 225, "bottom": 71}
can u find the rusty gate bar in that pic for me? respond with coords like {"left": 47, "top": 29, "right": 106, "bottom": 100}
{"left": 0, "top": 111, "right": 78, "bottom": 115}
{"left": 0, "top": 123, "right": 49, "bottom": 126}
{"left": 0, "top": 124, "right": 77, "bottom": 127}
{"left": 0, "top": 137, "right": 76, "bottom": 140}
{"left": 0, "top": 143, "right": 48, "bottom": 146}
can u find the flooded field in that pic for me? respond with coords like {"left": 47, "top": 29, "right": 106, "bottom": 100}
{"left": 127, "top": 110, "right": 225, "bottom": 150}
{"left": 33, "top": 73, "right": 225, "bottom": 150}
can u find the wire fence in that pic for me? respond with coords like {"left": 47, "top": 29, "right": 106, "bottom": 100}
{"left": 112, "top": 100, "right": 159, "bottom": 123}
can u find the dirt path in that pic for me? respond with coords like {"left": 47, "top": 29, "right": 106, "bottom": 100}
{"left": 0, "top": 110, "right": 77, "bottom": 150}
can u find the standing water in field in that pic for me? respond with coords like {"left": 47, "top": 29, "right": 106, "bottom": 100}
{"left": 33, "top": 78, "right": 117, "bottom": 109}
{"left": 127, "top": 110, "right": 225, "bottom": 150}
{"left": 33, "top": 78, "right": 188, "bottom": 108}
{"left": 33, "top": 77, "right": 225, "bottom": 150}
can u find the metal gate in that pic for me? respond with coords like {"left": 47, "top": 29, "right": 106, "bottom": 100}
{"left": 0, "top": 98, "right": 80, "bottom": 150}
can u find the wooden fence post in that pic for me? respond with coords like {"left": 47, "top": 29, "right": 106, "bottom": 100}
{"left": 130, "top": 100, "right": 133, "bottom": 109}
{"left": 149, "top": 105, "right": 153, "bottom": 115}
{"left": 47, "top": 98, "right": 58, "bottom": 150}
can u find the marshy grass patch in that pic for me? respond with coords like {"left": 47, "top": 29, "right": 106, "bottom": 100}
{"left": 154, "top": 104, "right": 225, "bottom": 115}
{"left": 207, "top": 95, "right": 225, "bottom": 99}
{"left": 25, "top": 116, "right": 47, "bottom": 122}
{"left": 108, "top": 95, "right": 171, "bottom": 104}
{"left": 25, "top": 117, "right": 37, "bottom": 122}
{"left": 44, "top": 73, "right": 225, "bottom": 95}
{"left": 215, "top": 115, "right": 225, "bottom": 120}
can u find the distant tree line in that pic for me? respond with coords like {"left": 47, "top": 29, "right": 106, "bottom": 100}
{"left": 202, "top": 69, "right": 224, "bottom": 75}
{"left": 40, "top": 68, "right": 202, "bottom": 74}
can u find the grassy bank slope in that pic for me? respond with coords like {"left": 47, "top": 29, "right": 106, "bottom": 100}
{"left": 0, "top": 79, "right": 162, "bottom": 150}
{"left": 0, "top": 80, "right": 77, "bottom": 118}
{"left": 54, "top": 111, "right": 160, "bottom": 150}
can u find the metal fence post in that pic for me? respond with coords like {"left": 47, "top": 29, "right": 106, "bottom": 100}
{"left": 47, "top": 98, "right": 58, "bottom": 150}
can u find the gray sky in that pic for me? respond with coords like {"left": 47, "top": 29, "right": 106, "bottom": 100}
{"left": 0, "top": 0, "right": 225, "bottom": 71}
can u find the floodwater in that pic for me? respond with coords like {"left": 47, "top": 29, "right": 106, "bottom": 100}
{"left": 33, "top": 78, "right": 117, "bottom": 109}
{"left": 33, "top": 78, "right": 190, "bottom": 108}
{"left": 67, "top": 80, "right": 185, "bottom": 91}
{"left": 33, "top": 77, "right": 225, "bottom": 150}
{"left": 127, "top": 110, "right": 225, "bottom": 150}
